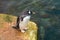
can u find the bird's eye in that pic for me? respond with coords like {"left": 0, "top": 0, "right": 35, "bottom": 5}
{"left": 28, "top": 11, "right": 31, "bottom": 14}
{"left": 27, "top": 10, "right": 32, "bottom": 15}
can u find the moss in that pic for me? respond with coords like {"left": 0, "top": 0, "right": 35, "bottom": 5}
{"left": 4, "top": 15, "right": 12, "bottom": 23}
{"left": 26, "top": 21, "right": 38, "bottom": 40}
{"left": 0, "top": 14, "right": 17, "bottom": 28}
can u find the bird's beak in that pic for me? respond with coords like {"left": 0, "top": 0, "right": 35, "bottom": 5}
{"left": 33, "top": 12, "right": 36, "bottom": 14}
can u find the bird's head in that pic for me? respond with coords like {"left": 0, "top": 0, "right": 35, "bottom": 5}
{"left": 21, "top": 10, "right": 35, "bottom": 21}
{"left": 22, "top": 10, "right": 35, "bottom": 16}
{"left": 26, "top": 10, "right": 33, "bottom": 15}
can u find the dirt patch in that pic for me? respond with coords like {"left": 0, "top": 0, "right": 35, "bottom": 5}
{"left": 0, "top": 27, "right": 29, "bottom": 40}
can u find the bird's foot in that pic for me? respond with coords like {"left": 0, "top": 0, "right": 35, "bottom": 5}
{"left": 21, "top": 30, "right": 26, "bottom": 33}
{"left": 20, "top": 28, "right": 28, "bottom": 33}
{"left": 12, "top": 26, "right": 21, "bottom": 31}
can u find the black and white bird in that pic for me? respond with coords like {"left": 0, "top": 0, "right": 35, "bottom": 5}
{"left": 13, "top": 10, "right": 35, "bottom": 32}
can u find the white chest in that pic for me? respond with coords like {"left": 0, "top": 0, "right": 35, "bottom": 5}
{"left": 19, "top": 16, "right": 31, "bottom": 32}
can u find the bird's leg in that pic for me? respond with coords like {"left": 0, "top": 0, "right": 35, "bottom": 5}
{"left": 12, "top": 16, "right": 20, "bottom": 30}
